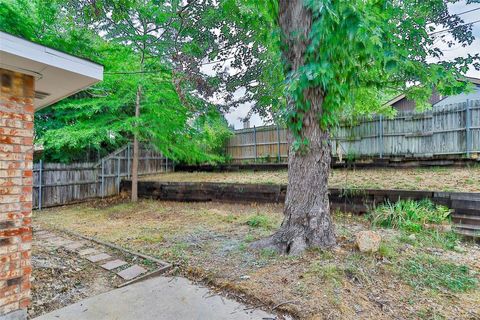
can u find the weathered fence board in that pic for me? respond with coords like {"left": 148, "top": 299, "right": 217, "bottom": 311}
{"left": 226, "top": 100, "right": 480, "bottom": 163}
{"left": 33, "top": 144, "right": 172, "bottom": 209}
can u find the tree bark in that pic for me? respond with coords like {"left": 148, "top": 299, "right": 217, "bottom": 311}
{"left": 131, "top": 85, "right": 141, "bottom": 202}
{"left": 251, "top": 0, "right": 336, "bottom": 255}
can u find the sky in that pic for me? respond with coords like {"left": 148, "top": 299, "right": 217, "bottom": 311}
{"left": 223, "top": 1, "right": 480, "bottom": 129}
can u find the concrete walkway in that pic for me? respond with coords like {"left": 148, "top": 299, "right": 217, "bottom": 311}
{"left": 35, "top": 276, "right": 275, "bottom": 320}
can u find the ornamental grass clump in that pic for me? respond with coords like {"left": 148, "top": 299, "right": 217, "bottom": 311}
{"left": 369, "top": 199, "right": 451, "bottom": 232}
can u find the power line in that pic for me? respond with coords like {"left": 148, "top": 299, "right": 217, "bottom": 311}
{"left": 430, "top": 19, "right": 480, "bottom": 36}
{"left": 455, "top": 7, "right": 480, "bottom": 16}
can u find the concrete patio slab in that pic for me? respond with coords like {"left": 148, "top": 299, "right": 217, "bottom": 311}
{"left": 116, "top": 265, "right": 146, "bottom": 280}
{"left": 34, "top": 276, "right": 275, "bottom": 320}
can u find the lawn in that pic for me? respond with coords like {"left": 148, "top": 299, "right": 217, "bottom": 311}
{"left": 140, "top": 166, "right": 480, "bottom": 193}
{"left": 35, "top": 199, "right": 480, "bottom": 320}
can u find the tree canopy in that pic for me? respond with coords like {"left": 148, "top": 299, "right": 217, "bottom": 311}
{"left": 0, "top": 0, "right": 232, "bottom": 163}
{"left": 233, "top": 0, "right": 479, "bottom": 149}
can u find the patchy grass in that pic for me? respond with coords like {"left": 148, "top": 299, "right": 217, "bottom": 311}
{"left": 400, "top": 255, "right": 477, "bottom": 292}
{"left": 141, "top": 166, "right": 480, "bottom": 192}
{"left": 306, "top": 262, "right": 344, "bottom": 285}
{"left": 245, "top": 214, "right": 274, "bottom": 229}
{"left": 35, "top": 199, "right": 480, "bottom": 319}
{"left": 397, "top": 229, "right": 461, "bottom": 251}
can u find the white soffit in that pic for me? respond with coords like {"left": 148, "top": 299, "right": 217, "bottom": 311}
{"left": 0, "top": 31, "right": 103, "bottom": 110}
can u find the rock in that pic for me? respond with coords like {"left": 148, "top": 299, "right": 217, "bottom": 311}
{"left": 354, "top": 304, "right": 363, "bottom": 314}
{"left": 454, "top": 245, "right": 466, "bottom": 253}
{"left": 408, "top": 234, "right": 416, "bottom": 241}
{"left": 240, "top": 275, "right": 250, "bottom": 280}
{"left": 355, "top": 231, "right": 382, "bottom": 253}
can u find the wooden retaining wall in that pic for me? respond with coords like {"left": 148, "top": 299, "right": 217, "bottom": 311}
{"left": 227, "top": 100, "right": 480, "bottom": 164}
{"left": 121, "top": 180, "right": 480, "bottom": 237}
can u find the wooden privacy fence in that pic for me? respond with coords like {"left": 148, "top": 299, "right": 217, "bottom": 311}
{"left": 33, "top": 144, "right": 173, "bottom": 209}
{"left": 226, "top": 99, "right": 480, "bottom": 163}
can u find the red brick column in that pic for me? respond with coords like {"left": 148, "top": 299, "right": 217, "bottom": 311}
{"left": 0, "top": 69, "right": 34, "bottom": 319}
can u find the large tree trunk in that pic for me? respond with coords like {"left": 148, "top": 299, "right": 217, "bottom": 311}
{"left": 251, "top": 0, "right": 336, "bottom": 255}
{"left": 131, "top": 85, "right": 141, "bottom": 202}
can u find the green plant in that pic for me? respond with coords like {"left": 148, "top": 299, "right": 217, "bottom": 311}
{"left": 378, "top": 242, "right": 398, "bottom": 260}
{"left": 346, "top": 150, "right": 357, "bottom": 164}
{"left": 400, "top": 255, "right": 477, "bottom": 292}
{"left": 244, "top": 233, "right": 255, "bottom": 243}
{"left": 260, "top": 154, "right": 272, "bottom": 163}
{"left": 368, "top": 199, "right": 451, "bottom": 232}
{"left": 245, "top": 214, "right": 273, "bottom": 229}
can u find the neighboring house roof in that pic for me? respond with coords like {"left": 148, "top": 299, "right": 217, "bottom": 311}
{"left": 384, "top": 93, "right": 407, "bottom": 107}
{"left": 0, "top": 31, "right": 103, "bottom": 110}
{"left": 467, "top": 76, "right": 480, "bottom": 85}
{"left": 384, "top": 76, "right": 480, "bottom": 107}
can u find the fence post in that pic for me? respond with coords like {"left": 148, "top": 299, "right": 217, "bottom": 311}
{"left": 127, "top": 143, "right": 131, "bottom": 179}
{"left": 116, "top": 156, "right": 121, "bottom": 194}
{"left": 165, "top": 157, "right": 168, "bottom": 172}
{"left": 101, "top": 159, "right": 105, "bottom": 198}
{"left": 466, "top": 99, "right": 471, "bottom": 158}
{"left": 379, "top": 115, "right": 384, "bottom": 159}
{"left": 276, "top": 124, "right": 281, "bottom": 163}
{"left": 38, "top": 160, "right": 43, "bottom": 210}
{"left": 253, "top": 125, "right": 257, "bottom": 163}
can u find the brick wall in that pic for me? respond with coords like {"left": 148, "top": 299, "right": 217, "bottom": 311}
{"left": 0, "top": 69, "right": 34, "bottom": 319}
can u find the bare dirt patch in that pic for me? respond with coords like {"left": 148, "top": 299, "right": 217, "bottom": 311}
{"left": 35, "top": 199, "right": 480, "bottom": 319}
{"left": 31, "top": 239, "right": 120, "bottom": 318}
{"left": 30, "top": 227, "right": 165, "bottom": 319}
{"left": 140, "top": 166, "right": 480, "bottom": 192}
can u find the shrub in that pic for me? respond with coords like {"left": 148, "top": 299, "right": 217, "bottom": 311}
{"left": 368, "top": 199, "right": 451, "bottom": 232}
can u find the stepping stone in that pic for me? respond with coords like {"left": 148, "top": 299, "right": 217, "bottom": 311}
{"left": 44, "top": 238, "right": 69, "bottom": 249}
{"left": 36, "top": 233, "right": 56, "bottom": 239}
{"left": 63, "top": 242, "right": 85, "bottom": 251}
{"left": 100, "top": 259, "right": 128, "bottom": 271}
{"left": 48, "top": 237, "right": 71, "bottom": 245}
{"left": 78, "top": 248, "right": 99, "bottom": 256}
{"left": 116, "top": 265, "right": 147, "bottom": 280}
{"left": 86, "top": 253, "right": 112, "bottom": 263}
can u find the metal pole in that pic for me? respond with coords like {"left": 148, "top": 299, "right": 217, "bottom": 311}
{"left": 379, "top": 115, "right": 384, "bottom": 159}
{"left": 276, "top": 124, "right": 281, "bottom": 163}
{"left": 466, "top": 99, "right": 471, "bottom": 157}
{"left": 117, "top": 156, "right": 121, "bottom": 194}
{"left": 127, "top": 143, "right": 131, "bottom": 179}
{"left": 38, "top": 160, "right": 43, "bottom": 210}
{"left": 101, "top": 159, "right": 105, "bottom": 198}
{"left": 253, "top": 126, "right": 257, "bottom": 163}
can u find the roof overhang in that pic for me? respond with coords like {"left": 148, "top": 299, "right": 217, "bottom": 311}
{"left": 0, "top": 31, "right": 103, "bottom": 110}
